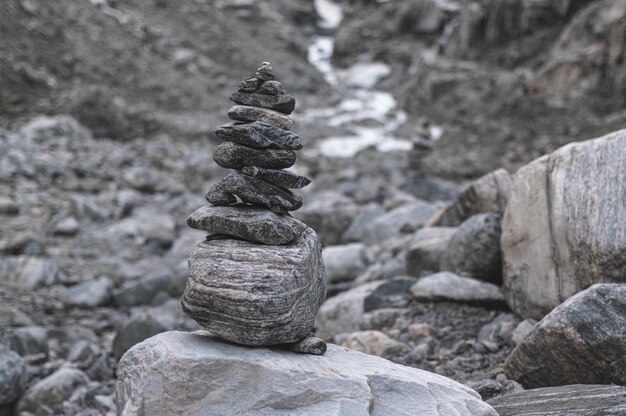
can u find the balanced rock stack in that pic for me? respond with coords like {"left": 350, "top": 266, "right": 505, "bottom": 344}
{"left": 182, "top": 62, "right": 327, "bottom": 354}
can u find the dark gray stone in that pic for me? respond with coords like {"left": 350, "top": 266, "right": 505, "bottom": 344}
{"left": 255, "top": 61, "right": 275, "bottom": 81}
{"left": 230, "top": 91, "right": 295, "bottom": 114}
{"left": 242, "top": 166, "right": 311, "bottom": 189}
{"left": 206, "top": 171, "right": 303, "bottom": 213}
{"left": 286, "top": 336, "right": 327, "bottom": 355}
{"left": 257, "top": 80, "right": 285, "bottom": 95}
{"left": 228, "top": 105, "right": 293, "bottom": 130}
{"left": 215, "top": 121, "right": 302, "bottom": 150}
{"left": 406, "top": 227, "right": 457, "bottom": 277}
{"left": 505, "top": 284, "right": 626, "bottom": 388}
{"left": 187, "top": 204, "right": 307, "bottom": 245}
{"left": 468, "top": 379, "right": 524, "bottom": 401}
{"left": 204, "top": 184, "right": 237, "bottom": 205}
{"left": 487, "top": 384, "right": 626, "bottom": 416}
{"left": 213, "top": 141, "right": 296, "bottom": 170}
{"left": 113, "top": 311, "right": 177, "bottom": 360}
{"left": 0, "top": 344, "right": 28, "bottom": 405}
{"left": 440, "top": 213, "right": 502, "bottom": 285}
{"left": 182, "top": 228, "right": 326, "bottom": 346}
{"left": 237, "top": 76, "right": 260, "bottom": 93}
{"left": 113, "top": 274, "right": 172, "bottom": 307}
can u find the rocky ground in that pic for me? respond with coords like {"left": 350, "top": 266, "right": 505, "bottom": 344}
{"left": 1, "top": 0, "right": 625, "bottom": 415}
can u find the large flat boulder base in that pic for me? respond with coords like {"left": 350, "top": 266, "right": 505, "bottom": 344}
{"left": 115, "top": 331, "right": 497, "bottom": 416}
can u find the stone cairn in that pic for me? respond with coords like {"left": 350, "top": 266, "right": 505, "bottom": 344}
{"left": 181, "top": 62, "right": 328, "bottom": 355}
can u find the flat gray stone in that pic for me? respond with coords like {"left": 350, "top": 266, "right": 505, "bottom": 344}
{"left": 215, "top": 121, "right": 302, "bottom": 149}
{"left": 505, "top": 283, "right": 626, "bottom": 388}
{"left": 205, "top": 171, "right": 303, "bottom": 213}
{"left": 501, "top": 130, "right": 626, "bottom": 319}
{"left": 182, "top": 228, "right": 326, "bottom": 346}
{"left": 115, "top": 331, "right": 497, "bottom": 416}
{"left": 213, "top": 141, "right": 296, "bottom": 170}
{"left": 228, "top": 105, "right": 293, "bottom": 130}
{"left": 187, "top": 204, "right": 307, "bottom": 245}
{"left": 487, "top": 384, "right": 626, "bottom": 416}
{"left": 410, "top": 272, "right": 507, "bottom": 309}
{"left": 230, "top": 91, "right": 295, "bottom": 114}
{"left": 242, "top": 166, "right": 311, "bottom": 188}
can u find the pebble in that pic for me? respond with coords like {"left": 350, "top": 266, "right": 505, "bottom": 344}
{"left": 53, "top": 216, "right": 80, "bottom": 236}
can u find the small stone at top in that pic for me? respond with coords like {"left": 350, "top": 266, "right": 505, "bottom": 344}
{"left": 256, "top": 62, "right": 275, "bottom": 81}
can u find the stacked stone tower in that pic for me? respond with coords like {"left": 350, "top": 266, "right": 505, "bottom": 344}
{"left": 182, "top": 63, "right": 327, "bottom": 354}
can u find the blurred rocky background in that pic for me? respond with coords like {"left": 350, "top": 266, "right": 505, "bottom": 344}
{"left": 1, "top": 0, "right": 625, "bottom": 415}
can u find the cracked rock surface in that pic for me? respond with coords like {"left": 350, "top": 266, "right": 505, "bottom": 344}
{"left": 115, "top": 331, "right": 498, "bottom": 416}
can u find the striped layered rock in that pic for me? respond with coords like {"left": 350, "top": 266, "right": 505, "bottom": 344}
{"left": 182, "top": 228, "right": 326, "bottom": 346}
{"left": 187, "top": 204, "right": 306, "bottom": 245}
{"left": 501, "top": 129, "right": 626, "bottom": 319}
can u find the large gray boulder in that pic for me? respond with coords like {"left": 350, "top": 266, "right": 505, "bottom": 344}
{"left": 182, "top": 228, "right": 326, "bottom": 345}
{"left": 116, "top": 331, "right": 497, "bottom": 416}
{"left": 505, "top": 284, "right": 626, "bottom": 388}
{"left": 501, "top": 130, "right": 626, "bottom": 319}
{"left": 487, "top": 384, "right": 626, "bottom": 416}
